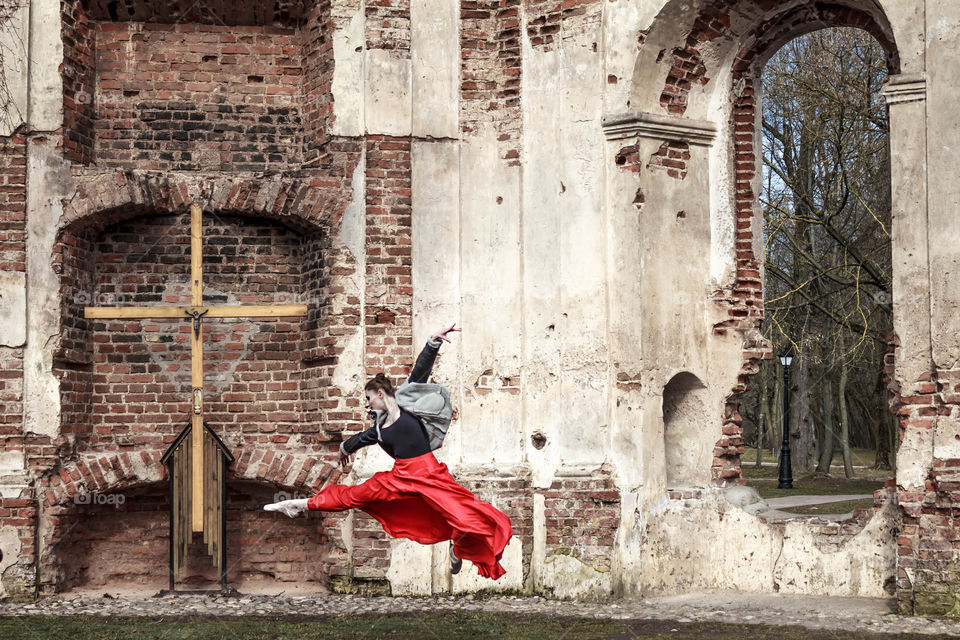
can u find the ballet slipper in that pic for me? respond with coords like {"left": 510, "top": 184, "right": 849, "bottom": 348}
{"left": 264, "top": 498, "right": 309, "bottom": 518}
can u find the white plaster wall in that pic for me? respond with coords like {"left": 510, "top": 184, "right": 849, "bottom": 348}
{"left": 365, "top": 50, "right": 412, "bottom": 136}
{"left": 522, "top": 7, "right": 608, "bottom": 485}
{"left": 601, "top": 0, "right": 668, "bottom": 115}
{"left": 521, "top": 38, "right": 566, "bottom": 487}
{"left": 0, "top": 271, "right": 25, "bottom": 347}
{"left": 923, "top": 1, "right": 960, "bottom": 370}
{"left": 0, "top": 525, "right": 21, "bottom": 598}
{"left": 26, "top": 0, "right": 63, "bottom": 131}
{"left": 458, "top": 127, "right": 525, "bottom": 467}
{"left": 23, "top": 138, "right": 71, "bottom": 439}
{"left": 604, "top": 133, "right": 647, "bottom": 490}
{"left": 411, "top": 140, "right": 462, "bottom": 475}
{"left": 411, "top": 141, "right": 460, "bottom": 372}
{"left": 635, "top": 490, "right": 897, "bottom": 597}
{"left": 330, "top": 0, "right": 365, "bottom": 137}
{"left": 452, "top": 537, "right": 524, "bottom": 593}
{"left": 411, "top": 0, "right": 459, "bottom": 138}
{"left": 386, "top": 538, "right": 434, "bottom": 595}
{"left": 889, "top": 95, "right": 930, "bottom": 397}
{"left": 878, "top": 0, "right": 925, "bottom": 74}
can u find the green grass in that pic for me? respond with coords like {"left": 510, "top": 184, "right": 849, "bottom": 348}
{"left": 743, "top": 473, "right": 884, "bottom": 500}
{"left": 742, "top": 446, "right": 883, "bottom": 471}
{"left": 0, "top": 613, "right": 950, "bottom": 640}
{"left": 785, "top": 499, "right": 877, "bottom": 515}
{"left": 740, "top": 447, "right": 890, "bottom": 505}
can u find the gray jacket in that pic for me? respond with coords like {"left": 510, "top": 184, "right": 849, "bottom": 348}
{"left": 344, "top": 338, "right": 454, "bottom": 454}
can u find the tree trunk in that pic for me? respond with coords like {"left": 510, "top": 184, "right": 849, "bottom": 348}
{"left": 839, "top": 346, "right": 854, "bottom": 479}
{"left": 792, "top": 352, "right": 815, "bottom": 473}
{"left": 817, "top": 373, "right": 836, "bottom": 473}
{"left": 758, "top": 366, "right": 772, "bottom": 466}
{"left": 756, "top": 412, "right": 765, "bottom": 467}
{"left": 874, "top": 369, "right": 892, "bottom": 470}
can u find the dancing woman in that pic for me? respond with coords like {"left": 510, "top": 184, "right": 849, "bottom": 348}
{"left": 265, "top": 325, "right": 513, "bottom": 580}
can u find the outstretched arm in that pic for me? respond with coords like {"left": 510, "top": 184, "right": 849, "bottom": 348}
{"left": 407, "top": 323, "right": 460, "bottom": 383}
{"left": 265, "top": 425, "right": 379, "bottom": 517}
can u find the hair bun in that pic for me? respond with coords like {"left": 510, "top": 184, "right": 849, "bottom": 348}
{"left": 364, "top": 372, "right": 396, "bottom": 397}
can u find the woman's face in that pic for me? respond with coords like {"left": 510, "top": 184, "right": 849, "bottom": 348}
{"left": 365, "top": 389, "right": 387, "bottom": 412}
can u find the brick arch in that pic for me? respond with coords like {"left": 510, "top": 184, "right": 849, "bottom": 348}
{"left": 231, "top": 449, "right": 341, "bottom": 496}
{"left": 37, "top": 447, "right": 341, "bottom": 593}
{"left": 714, "top": 5, "right": 899, "bottom": 485}
{"left": 42, "top": 448, "right": 340, "bottom": 509}
{"left": 59, "top": 169, "right": 353, "bottom": 235}
{"left": 41, "top": 451, "right": 166, "bottom": 508}
{"left": 626, "top": 0, "right": 901, "bottom": 485}
{"left": 631, "top": 0, "right": 898, "bottom": 118}
{"left": 52, "top": 168, "right": 364, "bottom": 505}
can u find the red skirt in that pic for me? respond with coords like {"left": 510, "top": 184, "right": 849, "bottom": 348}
{"left": 307, "top": 452, "right": 512, "bottom": 580}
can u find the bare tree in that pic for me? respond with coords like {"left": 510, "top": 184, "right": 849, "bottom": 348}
{"left": 743, "top": 28, "right": 893, "bottom": 477}
{"left": 0, "top": 0, "right": 28, "bottom": 133}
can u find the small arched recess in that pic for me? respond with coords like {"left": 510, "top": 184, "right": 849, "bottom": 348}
{"left": 662, "top": 372, "right": 712, "bottom": 489}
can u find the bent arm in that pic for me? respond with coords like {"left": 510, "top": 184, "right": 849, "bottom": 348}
{"left": 340, "top": 426, "right": 379, "bottom": 456}
{"left": 407, "top": 338, "right": 442, "bottom": 384}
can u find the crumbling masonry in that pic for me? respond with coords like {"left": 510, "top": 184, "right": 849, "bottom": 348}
{"left": 0, "top": 0, "right": 956, "bottom": 615}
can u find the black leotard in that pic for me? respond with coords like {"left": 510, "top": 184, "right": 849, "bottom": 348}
{"left": 342, "top": 408, "right": 432, "bottom": 459}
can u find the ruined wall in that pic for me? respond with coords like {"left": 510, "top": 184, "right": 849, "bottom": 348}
{"left": 2, "top": 0, "right": 957, "bottom": 609}
{"left": 54, "top": 483, "right": 332, "bottom": 589}
{"left": 55, "top": 212, "right": 306, "bottom": 445}
{"left": 95, "top": 23, "right": 301, "bottom": 171}
{"left": 0, "top": 128, "right": 29, "bottom": 599}
{"left": 893, "top": 0, "right": 960, "bottom": 614}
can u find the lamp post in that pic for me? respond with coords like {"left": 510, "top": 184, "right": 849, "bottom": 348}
{"left": 777, "top": 348, "right": 794, "bottom": 490}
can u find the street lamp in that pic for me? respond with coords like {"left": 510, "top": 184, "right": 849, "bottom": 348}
{"left": 777, "top": 347, "right": 794, "bottom": 490}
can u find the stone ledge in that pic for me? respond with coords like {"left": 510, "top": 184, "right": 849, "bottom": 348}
{"left": 882, "top": 73, "right": 926, "bottom": 105}
{"left": 602, "top": 112, "right": 717, "bottom": 146}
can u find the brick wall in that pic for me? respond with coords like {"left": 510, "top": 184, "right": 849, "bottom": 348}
{"left": 461, "top": 0, "right": 521, "bottom": 162}
{"left": 0, "top": 133, "right": 26, "bottom": 449}
{"left": 366, "top": 0, "right": 410, "bottom": 51}
{"left": 299, "top": 230, "right": 365, "bottom": 445}
{"left": 894, "top": 366, "right": 960, "bottom": 615}
{"left": 0, "top": 130, "right": 30, "bottom": 593}
{"left": 364, "top": 136, "right": 412, "bottom": 382}
{"left": 50, "top": 482, "right": 332, "bottom": 590}
{"left": 524, "top": 0, "right": 598, "bottom": 51}
{"left": 62, "top": 0, "right": 95, "bottom": 165}
{"left": 94, "top": 23, "right": 301, "bottom": 171}
{"left": 543, "top": 474, "right": 620, "bottom": 572}
{"left": 54, "top": 212, "right": 315, "bottom": 453}
{"left": 301, "top": 1, "right": 335, "bottom": 165}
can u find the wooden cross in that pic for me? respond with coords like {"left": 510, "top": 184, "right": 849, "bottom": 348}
{"left": 85, "top": 203, "right": 307, "bottom": 533}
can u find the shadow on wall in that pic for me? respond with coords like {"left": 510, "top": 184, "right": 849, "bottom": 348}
{"left": 663, "top": 372, "right": 712, "bottom": 489}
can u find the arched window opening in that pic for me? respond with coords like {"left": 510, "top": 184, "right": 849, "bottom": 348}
{"left": 741, "top": 27, "right": 895, "bottom": 514}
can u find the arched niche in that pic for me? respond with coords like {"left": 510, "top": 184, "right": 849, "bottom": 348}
{"left": 662, "top": 372, "right": 712, "bottom": 489}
